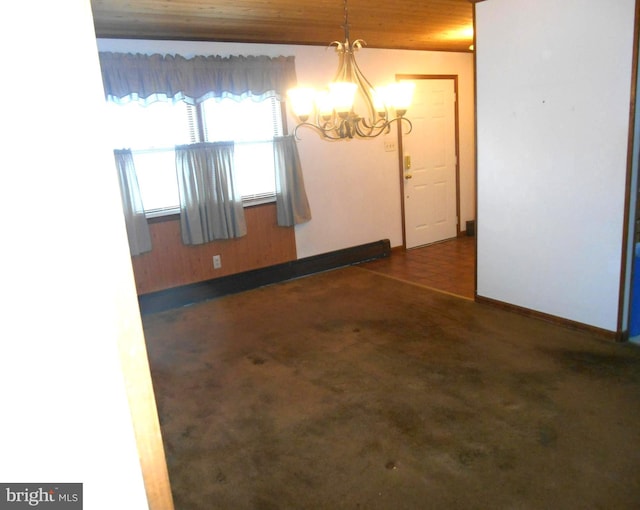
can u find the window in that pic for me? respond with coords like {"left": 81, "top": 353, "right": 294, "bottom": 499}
{"left": 201, "top": 97, "right": 282, "bottom": 201}
{"left": 106, "top": 95, "right": 283, "bottom": 217}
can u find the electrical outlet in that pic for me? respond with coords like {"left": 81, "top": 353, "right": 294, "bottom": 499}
{"left": 384, "top": 139, "right": 397, "bottom": 152}
{"left": 213, "top": 255, "right": 222, "bottom": 269}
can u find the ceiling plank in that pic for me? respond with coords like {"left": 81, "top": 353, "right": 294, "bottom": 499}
{"left": 91, "top": 0, "right": 474, "bottom": 53}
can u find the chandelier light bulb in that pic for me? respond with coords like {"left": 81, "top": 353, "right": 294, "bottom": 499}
{"left": 329, "top": 82, "right": 357, "bottom": 114}
{"left": 372, "top": 86, "right": 389, "bottom": 116}
{"left": 287, "top": 88, "right": 316, "bottom": 121}
{"left": 315, "top": 90, "right": 334, "bottom": 119}
{"left": 389, "top": 81, "right": 415, "bottom": 114}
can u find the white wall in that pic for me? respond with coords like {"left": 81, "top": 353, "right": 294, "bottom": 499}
{"left": 1, "top": 1, "right": 150, "bottom": 507}
{"left": 97, "top": 39, "right": 475, "bottom": 258}
{"left": 475, "top": 0, "right": 635, "bottom": 331}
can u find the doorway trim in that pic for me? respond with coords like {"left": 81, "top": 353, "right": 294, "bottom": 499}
{"left": 619, "top": 0, "right": 640, "bottom": 340}
{"left": 396, "top": 74, "right": 461, "bottom": 249}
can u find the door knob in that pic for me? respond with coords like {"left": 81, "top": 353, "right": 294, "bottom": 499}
{"left": 405, "top": 174, "right": 413, "bottom": 179}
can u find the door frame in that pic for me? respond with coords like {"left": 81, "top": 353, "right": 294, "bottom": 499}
{"left": 621, "top": 0, "right": 640, "bottom": 339}
{"left": 396, "top": 74, "right": 462, "bottom": 249}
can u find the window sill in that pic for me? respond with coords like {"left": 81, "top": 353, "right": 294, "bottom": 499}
{"left": 242, "top": 194, "right": 276, "bottom": 208}
{"left": 145, "top": 208, "right": 180, "bottom": 220}
{"left": 144, "top": 196, "right": 277, "bottom": 223}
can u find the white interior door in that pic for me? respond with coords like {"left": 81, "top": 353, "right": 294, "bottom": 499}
{"left": 402, "top": 78, "right": 458, "bottom": 249}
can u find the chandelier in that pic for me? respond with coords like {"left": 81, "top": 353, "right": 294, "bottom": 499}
{"left": 288, "top": 0, "right": 415, "bottom": 140}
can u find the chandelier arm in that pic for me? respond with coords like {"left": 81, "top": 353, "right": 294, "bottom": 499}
{"left": 385, "top": 116, "right": 413, "bottom": 136}
{"left": 358, "top": 116, "right": 390, "bottom": 131}
{"left": 315, "top": 116, "right": 341, "bottom": 132}
{"left": 348, "top": 46, "right": 391, "bottom": 125}
{"left": 332, "top": 43, "right": 348, "bottom": 82}
{"left": 293, "top": 121, "right": 346, "bottom": 141}
{"left": 353, "top": 118, "right": 388, "bottom": 138}
{"left": 349, "top": 116, "right": 412, "bottom": 139}
{"left": 293, "top": 116, "right": 412, "bottom": 140}
{"left": 400, "top": 116, "right": 413, "bottom": 135}
{"left": 356, "top": 114, "right": 397, "bottom": 137}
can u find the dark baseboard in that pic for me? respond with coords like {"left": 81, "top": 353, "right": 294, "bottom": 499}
{"left": 475, "top": 294, "right": 622, "bottom": 342}
{"left": 139, "top": 239, "right": 391, "bottom": 315}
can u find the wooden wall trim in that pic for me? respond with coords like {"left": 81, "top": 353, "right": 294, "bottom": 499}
{"left": 118, "top": 327, "right": 174, "bottom": 510}
{"left": 472, "top": 1, "right": 479, "bottom": 312}
{"left": 618, "top": 0, "right": 640, "bottom": 334}
{"left": 475, "top": 294, "right": 622, "bottom": 342}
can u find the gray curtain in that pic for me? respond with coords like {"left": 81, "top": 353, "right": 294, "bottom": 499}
{"left": 99, "top": 52, "right": 297, "bottom": 105}
{"left": 113, "top": 149, "right": 152, "bottom": 256}
{"left": 273, "top": 135, "right": 312, "bottom": 227}
{"left": 176, "top": 142, "right": 247, "bottom": 244}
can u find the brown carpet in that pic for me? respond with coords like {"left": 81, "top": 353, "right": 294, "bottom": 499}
{"left": 143, "top": 267, "right": 640, "bottom": 509}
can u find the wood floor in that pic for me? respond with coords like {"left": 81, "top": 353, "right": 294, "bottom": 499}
{"left": 358, "top": 236, "right": 476, "bottom": 299}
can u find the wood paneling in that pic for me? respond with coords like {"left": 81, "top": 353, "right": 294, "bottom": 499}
{"left": 91, "top": 0, "right": 474, "bottom": 53}
{"left": 131, "top": 203, "right": 297, "bottom": 294}
{"left": 139, "top": 239, "right": 391, "bottom": 314}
